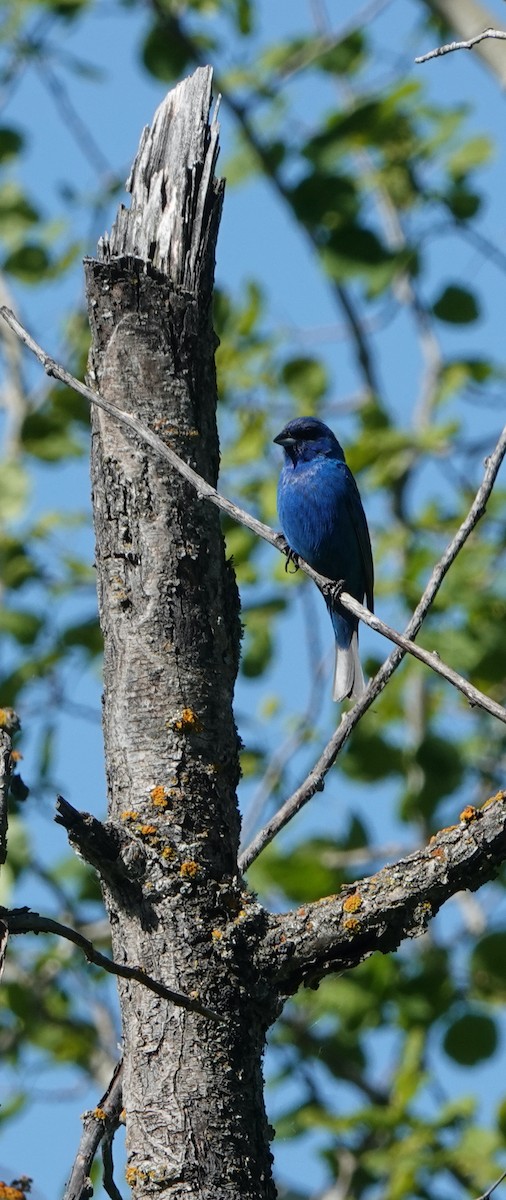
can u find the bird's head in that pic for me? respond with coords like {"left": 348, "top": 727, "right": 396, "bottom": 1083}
{"left": 273, "top": 417, "right": 345, "bottom": 466}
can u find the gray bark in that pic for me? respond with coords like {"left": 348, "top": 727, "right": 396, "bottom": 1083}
{"left": 84, "top": 68, "right": 276, "bottom": 1199}
{"left": 423, "top": 0, "right": 506, "bottom": 85}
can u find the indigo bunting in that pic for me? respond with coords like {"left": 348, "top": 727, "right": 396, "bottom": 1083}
{"left": 274, "top": 416, "right": 373, "bottom": 701}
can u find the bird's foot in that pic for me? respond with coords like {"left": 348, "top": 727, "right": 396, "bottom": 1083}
{"left": 285, "top": 547, "right": 300, "bottom": 574}
{"left": 324, "top": 578, "right": 345, "bottom": 607}
{"left": 273, "top": 533, "right": 300, "bottom": 573}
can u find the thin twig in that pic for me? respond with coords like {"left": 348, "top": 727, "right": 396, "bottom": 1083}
{"left": 5, "top": 908, "right": 222, "bottom": 1022}
{"left": 102, "top": 1128, "right": 124, "bottom": 1200}
{"left": 415, "top": 29, "right": 506, "bottom": 64}
{"left": 63, "top": 1060, "right": 123, "bottom": 1200}
{"left": 2, "top": 307, "right": 504, "bottom": 729}
{"left": 476, "top": 1168, "right": 506, "bottom": 1200}
{"left": 239, "top": 423, "right": 506, "bottom": 871}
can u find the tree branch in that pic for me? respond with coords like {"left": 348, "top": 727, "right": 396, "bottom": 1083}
{"left": 264, "top": 791, "right": 506, "bottom": 992}
{"left": 4, "top": 907, "right": 223, "bottom": 1022}
{"left": 415, "top": 28, "right": 506, "bottom": 64}
{"left": 63, "top": 1061, "right": 123, "bottom": 1200}
{"left": 0, "top": 726, "right": 12, "bottom": 869}
{"left": 2, "top": 307, "right": 504, "bottom": 732}
{"left": 54, "top": 794, "right": 145, "bottom": 908}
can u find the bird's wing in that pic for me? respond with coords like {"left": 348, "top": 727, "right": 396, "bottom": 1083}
{"left": 344, "top": 469, "right": 374, "bottom": 611}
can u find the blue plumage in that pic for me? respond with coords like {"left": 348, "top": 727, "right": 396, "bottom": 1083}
{"left": 274, "top": 416, "right": 373, "bottom": 701}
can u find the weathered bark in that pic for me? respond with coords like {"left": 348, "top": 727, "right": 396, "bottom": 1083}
{"left": 85, "top": 68, "right": 276, "bottom": 1199}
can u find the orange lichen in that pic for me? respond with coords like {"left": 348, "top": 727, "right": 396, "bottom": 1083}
{"left": 430, "top": 846, "right": 446, "bottom": 859}
{"left": 0, "top": 708, "right": 19, "bottom": 731}
{"left": 0, "top": 1187, "right": 26, "bottom": 1200}
{"left": 138, "top": 824, "right": 157, "bottom": 837}
{"left": 460, "top": 805, "right": 479, "bottom": 823}
{"left": 343, "top": 917, "right": 360, "bottom": 932}
{"left": 211, "top": 929, "right": 223, "bottom": 941}
{"left": 92, "top": 1107, "right": 107, "bottom": 1121}
{"left": 125, "top": 1167, "right": 146, "bottom": 1185}
{"left": 150, "top": 785, "right": 169, "bottom": 808}
{"left": 343, "top": 892, "right": 362, "bottom": 913}
{"left": 172, "top": 707, "right": 203, "bottom": 733}
{"left": 161, "top": 846, "right": 176, "bottom": 859}
{"left": 482, "top": 789, "right": 506, "bottom": 809}
{"left": 10, "top": 750, "right": 22, "bottom": 762}
{"left": 120, "top": 810, "right": 139, "bottom": 822}
{"left": 180, "top": 860, "right": 200, "bottom": 878}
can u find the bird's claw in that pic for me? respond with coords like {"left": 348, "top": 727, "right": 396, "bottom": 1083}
{"left": 285, "top": 548, "right": 300, "bottom": 574}
{"left": 324, "top": 579, "right": 345, "bottom": 607}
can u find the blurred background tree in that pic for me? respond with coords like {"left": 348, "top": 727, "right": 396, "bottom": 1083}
{"left": 1, "top": 1, "right": 506, "bottom": 1197}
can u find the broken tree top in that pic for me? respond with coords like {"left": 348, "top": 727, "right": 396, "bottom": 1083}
{"left": 99, "top": 65, "right": 224, "bottom": 292}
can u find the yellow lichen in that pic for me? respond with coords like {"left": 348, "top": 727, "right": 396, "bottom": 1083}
{"left": 161, "top": 845, "right": 176, "bottom": 859}
{"left": 343, "top": 892, "right": 362, "bottom": 913}
{"left": 180, "top": 860, "right": 200, "bottom": 878}
{"left": 482, "top": 789, "right": 506, "bottom": 809}
{"left": 150, "top": 785, "right": 169, "bottom": 808}
{"left": 92, "top": 1107, "right": 107, "bottom": 1121}
{"left": 343, "top": 917, "right": 360, "bottom": 932}
{"left": 0, "top": 1187, "right": 26, "bottom": 1200}
{"left": 460, "top": 805, "right": 479, "bottom": 823}
{"left": 125, "top": 1167, "right": 147, "bottom": 1185}
{"left": 172, "top": 707, "right": 203, "bottom": 733}
{"left": 138, "top": 824, "right": 157, "bottom": 837}
{"left": 120, "top": 809, "right": 139, "bottom": 822}
{"left": 211, "top": 928, "right": 223, "bottom": 940}
{"left": 0, "top": 708, "right": 19, "bottom": 732}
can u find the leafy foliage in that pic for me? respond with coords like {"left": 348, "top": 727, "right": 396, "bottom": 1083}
{"left": 1, "top": 1, "right": 506, "bottom": 1197}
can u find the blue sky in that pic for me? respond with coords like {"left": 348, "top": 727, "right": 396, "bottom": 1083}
{"left": 2, "top": 0, "right": 506, "bottom": 1195}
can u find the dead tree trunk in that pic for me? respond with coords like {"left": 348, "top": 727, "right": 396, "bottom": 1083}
{"left": 84, "top": 68, "right": 276, "bottom": 1200}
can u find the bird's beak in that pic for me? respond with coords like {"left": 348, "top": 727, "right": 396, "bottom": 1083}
{"left": 273, "top": 433, "right": 296, "bottom": 448}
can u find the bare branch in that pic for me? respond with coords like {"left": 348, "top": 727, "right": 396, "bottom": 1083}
{"left": 266, "top": 791, "right": 506, "bottom": 992}
{"left": 0, "top": 726, "right": 12, "bottom": 868}
{"left": 476, "top": 1168, "right": 506, "bottom": 1200}
{"left": 5, "top": 908, "right": 223, "bottom": 1023}
{"left": 240, "top": 421, "right": 506, "bottom": 870}
{"left": 102, "top": 1126, "right": 124, "bottom": 1200}
{"left": 2, "top": 307, "right": 504, "bottom": 732}
{"left": 415, "top": 28, "right": 506, "bottom": 64}
{"left": 63, "top": 1061, "right": 123, "bottom": 1200}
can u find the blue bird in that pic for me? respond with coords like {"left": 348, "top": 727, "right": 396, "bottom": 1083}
{"left": 274, "top": 416, "right": 374, "bottom": 702}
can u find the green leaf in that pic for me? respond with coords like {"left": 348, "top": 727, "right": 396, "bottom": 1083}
{"left": 281, "top": 356, "right": 328, "bottom": 406}
{"left": 61, "top": 617, "right": 102, "bottom": 656}
{"left": 21, "top": 410, "right": 84, "bottom": 461}
{"left": 443, "top": 1012, "right": 498, "bottom": 1065}
{"left": 448, "top": 135, "right": 493, "bottom": 177}
{"left": 289, "top": 172, "right": 358, "bottom": 227}
{"left": 0, "top": 464, "right": 30, "bottom": 522}
{"left": 0, "top": 182, "right": 39, "bottom": 231}
{"left": 471, "top": 932, "right": 506, "bottom": 999}
{"left": 318, "top": 30, "right": 366, "bottom": 76}
{"left": 141, "top": 21, "right": 195, "bottom": 81}
{"left": 3, "top": 242, "right": 50, "bottom": 281}
{"left": 0, "top": 608, "right": 43, "bottom": 645}
{"left": 432, "top": 285, "right": 480, "bottom": 324}
{"left": 444, "top": 184, "right": 481, "bottom": 221}
{"left": 0, "top": 126, "right": 24, "bottom": 162}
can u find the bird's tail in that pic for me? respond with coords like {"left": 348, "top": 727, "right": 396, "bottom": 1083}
{"left": 333, "top": 628, "right": 365, "bottom": 703}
